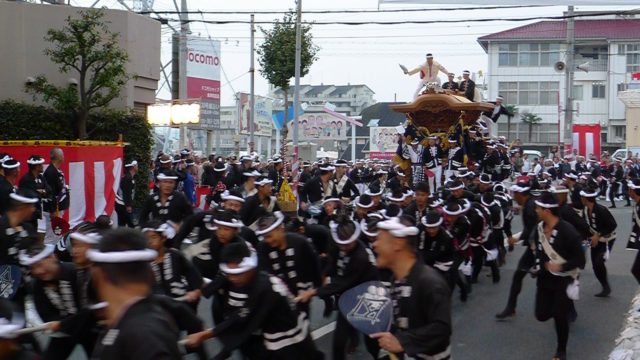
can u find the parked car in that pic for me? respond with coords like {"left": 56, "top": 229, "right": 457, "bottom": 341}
{"left": 612, "top": 147, "right": 640, "bottom": 160}
{"left": 523, "top": 150, "right": 543, "bottom": 162}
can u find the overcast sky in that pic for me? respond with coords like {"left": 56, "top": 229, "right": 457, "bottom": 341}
{"left": 78, "top": 0, "right": 638, "bottom": 106}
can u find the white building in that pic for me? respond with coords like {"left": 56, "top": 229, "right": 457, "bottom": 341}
{"left": 478, "top": 15, "right": 640, "bottom": 150}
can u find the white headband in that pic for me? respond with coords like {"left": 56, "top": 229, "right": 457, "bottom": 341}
{"left": 213, "top": 218, "right": 244, "bottom": 229}
{"left": 329, "top": 220, "right": 362, "bottom": 245}
{"left": 355, "top": 196, "right": 374, "bottom": 209}
{"left": 378, "top": 218, "right": 419, "bottom": 238}
{"left": 448, "top": 183, "right": 464, "bottom": 191}
{"left": 255, "top": 211, "right": 285, "bottom": 236}
{"left": 479, "top": 177, "right": 492, "bottom": 185}
{"left": 443, "top": 205, "right": 465, "bottom": 216}
{"left": 125, "top": 160, "right": 138, "bottom": 168}
{"left": 2, "top": 162, "right": 20, "bottom": 169}
{"left": 365, "top": 188, "right": 383, "bottom": 196}
{"left": 9, "top": 193, "right": 38, "bottom": 204}
{"left": 322, "top": 198, "right": 341, "bottom": 206}
{"left": 421, "top": 216, "right": 443, "bottom": 228}
{"left": 551, "top": 187, "right": 570, "bottom": 194}
{"left": 214, "top": 166, "right": 227, "bottom": 173}
{"left": 242, "top": 170, "right": 261, "bottom": 177}
{"left": 534, "top": 200, "right": 559, "bottom": 208}
{"left": 319, "top": 165, "right": 335, "bottom": 172}
{"left": 27, "top": 158, "right": 45, "bottom": 165}
{"left": 579, "top": 190, "right": 599, "bottom": 198}
{"left": 141, "top": 222, "right": 176, "bottom": 239}
{"left": 219, "top": 252, "right": 258, "bottom": 274}
{"left": 380, "top": 208, "right": 403, "bottom": 219}
{"left": 19, "top": 244, "right": 55, "bottom": 266}
{"left": 157, "top": 173, "right": 178, "bottom": 181}
{"left": 255, "top": 179, "right": 273, "bottom": 186}
{"left": 387, "top": 193, "right": 406, "bottom": 202}
{"left": 221, "top": 191, "right": 245, "bottom": 203}
{"left": 70, "top": 232, "right": 102, "bottom": 245}
{"left": 159, "top": 158, "right": 172, "bottom": 164}
{"left": 87, "top": 248, "right": 157, "bottom": 263}
{"left": 360, "top": 219, "right": 379, "bottom": 237}
{"left": 510, "top": 184, "right": 530, "bottom": 193}
{"left": 564, "top": 173, "right": 578, "bottom": 180}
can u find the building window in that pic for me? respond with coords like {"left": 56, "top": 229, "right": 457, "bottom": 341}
{"left": 613, "top": 125, "right": 626, "bottom": 140}
{"left": 498, "top": 81, "right": 559, "bottom": 105}
{"left": 498, "top": 43, "right": 560, "bottom": 67}
{"left": 572, "top": 85, "right": 583, "bottom": 101}
{"left": 592, "top": 82, "right": 606, "bottom": 98}
{"left": 622, "top": 43, "right": 640, "bottom": 72}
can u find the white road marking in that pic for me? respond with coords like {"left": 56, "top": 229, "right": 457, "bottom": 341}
{"left": 311, "top": 321, "right": 336, "bottom": 340}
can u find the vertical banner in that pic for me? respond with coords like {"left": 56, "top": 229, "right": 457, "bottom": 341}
{"left": 238, "top": 93, "right": 274, "bottom": 137}
{"left": 0, "top": 143, "right": 123, "bottom": 226}
{"left": 369, "top": 127, "right": 401, "bottom": 159}
{"left": 572, "top": 124, "right": 601, "bottom": 159}
{"left": 186, "top": 37, "right": 221, "bottom": 130}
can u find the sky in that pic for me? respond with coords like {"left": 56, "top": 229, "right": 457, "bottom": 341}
{"left": 75, "top": 0, "right": 638, "bottom": 106}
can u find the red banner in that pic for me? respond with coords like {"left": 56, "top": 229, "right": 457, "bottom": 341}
{"left": 572, "top": 124, "right": 601, "bottom": 159}
{"left": 0, "top": 143, "right": 123, "bottom": 226}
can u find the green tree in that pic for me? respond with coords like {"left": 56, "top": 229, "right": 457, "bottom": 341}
{"left": 25, "top": 8, "right": 131, "bottom": 140}
{"left": 257, "top": 11, "right": 319, "bottom": 156}
{"left": 520, "top": 111, "right": 542, "bottom": 142}
{"left": 504, "top": 104, "right": 518, "bottom": 139}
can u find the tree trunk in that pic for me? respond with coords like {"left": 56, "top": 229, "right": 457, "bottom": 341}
{"left": 507, "top": 116, "right": 511, "bottom": 139}
{"left": 528, "top": 122, "right": 533, "bottom": 142}
{"left": 281, "top": 89, "right": 289, "bottom": 158}
{"left": 78, "top": 109, "right": 88, "bottom": 140}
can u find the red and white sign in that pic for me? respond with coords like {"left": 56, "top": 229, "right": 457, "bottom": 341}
{"left": 0, "top": 144, "right": 123, "bottom": 226}
{"left": 186, "top": 37, "right": 221, "bottom": 101}
{"left": 572, "top": 124, "right": 601, "bottom": 159}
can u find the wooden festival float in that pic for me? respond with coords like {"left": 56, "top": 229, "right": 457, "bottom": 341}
{"left": 390, "top": 85, "right": 495, "bottom": 171}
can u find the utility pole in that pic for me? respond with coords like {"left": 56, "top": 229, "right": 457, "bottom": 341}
{"left": 249, "top": 14, "right": 256, "bottom": 155}
{"left": 292, "top": 0, "right": 302, "bottom": 190}
{"left": 175, "top": 0, "right": 189, "bottom": 150}
{"left": 563, "top": 5, "right": 575, "bottom": 156}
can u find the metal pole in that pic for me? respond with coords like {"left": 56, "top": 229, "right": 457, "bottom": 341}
{"left": 249, "top": 14, "right": 256, "bottom": 155}
{"left": 351, "top": 123, "right": 356, "bottom": 161}
{"left": 563, "top": 5, "right": 575, "bottom": 156}
{"left": 178, "top": 0, "right": 189, "bottom": 150}
{"left": 292, "top": 0, "right": 302, "bottom": 189}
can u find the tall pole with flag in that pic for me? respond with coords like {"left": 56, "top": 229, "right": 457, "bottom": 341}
{"left": 292, "top": 0, "right": 302, "bottom": 191}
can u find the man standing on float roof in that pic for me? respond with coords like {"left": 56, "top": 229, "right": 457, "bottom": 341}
{"left": 401, "top": 53, "right": 449, "bottom": 99}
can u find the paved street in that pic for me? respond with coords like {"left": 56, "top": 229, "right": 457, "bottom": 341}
{"left": 61, "top": 204, "right": 637, "bottom": 360}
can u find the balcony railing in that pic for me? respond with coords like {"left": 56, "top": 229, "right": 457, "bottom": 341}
{"left": 574, "top": 57, "right": 608, "bottom": 72}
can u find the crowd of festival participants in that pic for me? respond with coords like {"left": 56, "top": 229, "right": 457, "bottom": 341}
{"left": 1, "top": 116, "right": 640, "bottom": 360}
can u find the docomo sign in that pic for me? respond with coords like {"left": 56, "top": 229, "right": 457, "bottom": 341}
{"left": 147, "top": 103, "right": 201, "bottom": 126}
{"left": 187, "top": 51, "right": 220, "bottom": 66}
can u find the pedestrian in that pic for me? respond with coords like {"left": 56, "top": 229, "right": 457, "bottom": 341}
{"left": 115, "top": 159, "right": 137, "bottom": 227}
{"left": 531, "top": 191, "right": 585, "bottom": 360}
{"left": 496, "top": 180, "right": 539, "bottom": 320}
{"left": 580, "top": 183, "right": 617, "bottom": 297}
{"left": 87, "top": 227, "right": 182, "bottom": 359}
{"left": 371, "top": 215, "right": 452, "bottom": 360}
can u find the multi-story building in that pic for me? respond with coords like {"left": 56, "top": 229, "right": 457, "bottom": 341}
{"left": 0, "top": 2, "right": 160, "bottom": 113}
{"left": 270, "top": 84, "right": 376, "bottom": 158}
{"left": 271, "top": 84, "right": 376, "bottom": 116}
{"left": 478, "top": 15, "right": 640, "bottom": 151}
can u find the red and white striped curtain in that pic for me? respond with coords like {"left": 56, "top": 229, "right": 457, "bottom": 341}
{"left": 572, "top": 124, "right": 601, "bottom": 159}
{"left": 0, "top": 143, "right": 123, "bottom": 226}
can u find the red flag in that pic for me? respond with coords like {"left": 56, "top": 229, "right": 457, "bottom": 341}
{"left": 632, "top": 72, "right": 640, "bottom": 80}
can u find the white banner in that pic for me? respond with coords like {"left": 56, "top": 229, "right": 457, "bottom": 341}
{"left": 239, "top": 93, "right": 274, "bottom": 137}
{"left": 370, "top": 127, "right": 400, "bottom": 153}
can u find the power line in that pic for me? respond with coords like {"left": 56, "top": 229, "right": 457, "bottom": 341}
{"left": 140, "top": 5, "right": 551, "bottom": 15}
{"left": 152, "top": 9, "right": 640, "bottom": 26}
